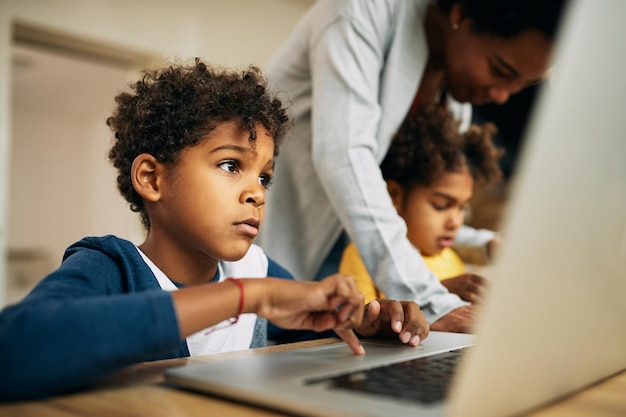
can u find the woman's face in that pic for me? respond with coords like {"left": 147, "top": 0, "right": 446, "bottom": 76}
{"left": 444, "top": 14, "right": 553, "bottom": 105}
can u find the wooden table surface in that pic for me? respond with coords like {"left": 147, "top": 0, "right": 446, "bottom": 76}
{"left": 1, "top": 338, "right": 625, "bottom": 417}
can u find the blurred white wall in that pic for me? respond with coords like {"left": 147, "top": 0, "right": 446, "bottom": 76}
{"left": 4, "top": 0, "right": 314, "bottom": 66}
{"left": 0, "top": 0, "right": 316, "bottom": 306}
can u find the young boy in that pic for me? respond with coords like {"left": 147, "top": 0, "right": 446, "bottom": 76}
{"left": 0, "top": 59, "right": 428, "bottom": 401}
{"left": 340, "top": 107, "right": 503, "bottom": 305}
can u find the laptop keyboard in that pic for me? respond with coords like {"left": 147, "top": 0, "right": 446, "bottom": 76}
{"left": 304, "top": 348, "right": 467, "bottom": 404}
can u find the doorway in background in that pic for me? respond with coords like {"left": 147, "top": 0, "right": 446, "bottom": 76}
{"left": 7, "top": 24, "right": 154, "bottom": 304}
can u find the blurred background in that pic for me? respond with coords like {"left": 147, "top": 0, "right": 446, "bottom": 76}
{"left": 0, "top": 0, "right": 316, "bottom": 306}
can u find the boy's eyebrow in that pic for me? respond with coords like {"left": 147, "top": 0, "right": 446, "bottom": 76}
{"left": 211, "top": 143, "right": 275, "bottom": 168}
{"left": 210, "top": 144, "right": 249, "bottom": 154}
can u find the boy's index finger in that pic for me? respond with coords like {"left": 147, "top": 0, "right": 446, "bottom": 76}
{"left": 335, "top": 328, "right": 365, "bottom": 355}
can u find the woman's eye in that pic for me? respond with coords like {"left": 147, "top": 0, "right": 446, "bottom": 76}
{"left": 259, "top": 174, "right": 273, "bottom": 188}
{"left": 489, "top": 62, "right": 509, "bottom": 79}
{"left": 219, "top": 161, "right": 238, "bottom": 173}
{"left": 491, "top": 67, "right": 505, "bottom": 78}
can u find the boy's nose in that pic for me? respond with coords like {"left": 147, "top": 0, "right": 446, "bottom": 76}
{"left": 242, "top": 183, "right": 266, "bottom": 208}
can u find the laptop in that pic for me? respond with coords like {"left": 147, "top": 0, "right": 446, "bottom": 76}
{"left": 165, "top": 1, "right": 626, "bottom": 416}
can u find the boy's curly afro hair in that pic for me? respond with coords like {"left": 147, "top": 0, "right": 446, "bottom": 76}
{"left": 381, "top": 106, "right": 504, "bottom": 190}
{"left": 107, "top": 58, "right": 290, "bottom": 228}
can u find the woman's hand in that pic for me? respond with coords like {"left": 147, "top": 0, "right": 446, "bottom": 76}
{"left": 355, "top": 299, "right": 429, "bottom": 346}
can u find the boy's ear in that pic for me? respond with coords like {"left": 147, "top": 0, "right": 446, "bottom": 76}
{"left": 131, "top": 153, "right": 162, "bottom": 202}
{"left": 386, "top": 180, "right": 405, "bottom": 212}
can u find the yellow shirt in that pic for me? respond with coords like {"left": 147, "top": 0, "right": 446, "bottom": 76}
{"left": 339, "top": 242, "right": 466, "bottom": 304}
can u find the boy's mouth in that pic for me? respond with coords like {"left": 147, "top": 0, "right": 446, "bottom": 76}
{"left": 241, "top": 218, "right": 260, "bottom": 228}
{"left": 235, "top": 218, "right": 260, "bottom": 237}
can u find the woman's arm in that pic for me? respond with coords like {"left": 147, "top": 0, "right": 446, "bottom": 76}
{"left": 307, "top": 1, "right": 467, "bottom": 323}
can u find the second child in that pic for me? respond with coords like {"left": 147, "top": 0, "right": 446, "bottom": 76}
{"left": 340, "top": 107, "right": 503, "bottom": 306}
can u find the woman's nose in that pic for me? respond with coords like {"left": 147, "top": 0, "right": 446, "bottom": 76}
{"left": 487, "top": 86, "right": 512, "bottom": 105}
{"left": 488, "top": 80, "right": 527, "bottom": 105}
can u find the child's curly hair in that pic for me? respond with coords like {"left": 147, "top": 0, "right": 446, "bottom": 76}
{"left": 107, "top": 58, "right": 290, "bottom": 228}
{"left": 381, "top": 106, "right": 503, "bottom": 189}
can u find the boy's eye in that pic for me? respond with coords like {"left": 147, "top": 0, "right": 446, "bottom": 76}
{"left": 259, "top": 174, "right": 273, "bottom": 188}
{"left": 219, "top": 161, "right": 238, "bottom": 173}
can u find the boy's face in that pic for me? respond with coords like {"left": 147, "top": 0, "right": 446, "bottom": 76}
{"left": 153, "top": 121, "right": 275, "bottom": 264}
{"left": 389, "top": 169, "right": 473, "bottom": 257}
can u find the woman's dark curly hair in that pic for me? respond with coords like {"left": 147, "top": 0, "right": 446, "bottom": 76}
{"left": 437, "top": 0, "right": 568, "bottom": 38}
{"left": 107, "top": 58, "right": 290, "bottom": 229}
{"left": 381, "top": 106, "right": 503, "bottom": 191}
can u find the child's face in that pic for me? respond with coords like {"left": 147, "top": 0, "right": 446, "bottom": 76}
{"left": 154, "top": 121, "right": 275, "bottom": 263}
{"left": 389, "top": 169, "right": 473, "bottom": 257}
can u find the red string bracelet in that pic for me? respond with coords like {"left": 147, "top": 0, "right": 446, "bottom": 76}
{"left": 204, "top": 277, "right": 244, "bottom": 335}
{"left": 227, "top": 277, "right": 245, "bottom": 324}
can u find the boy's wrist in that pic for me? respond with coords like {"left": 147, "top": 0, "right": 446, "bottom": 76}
{"left": 240, "top": 278, "right": 263, "bottom": 316}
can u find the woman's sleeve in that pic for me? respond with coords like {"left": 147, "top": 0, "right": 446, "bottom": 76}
{"left": 307, "top": 2, "right": 467, "bottom": 323}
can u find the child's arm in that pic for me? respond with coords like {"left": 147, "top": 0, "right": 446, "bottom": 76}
{"left": 440, "top": 273, "right": 489, "bottom": 304}
{"left": 0, "top": 285, "right": 181, "bottom": 401}
{"left": 172, "top": 274, "right": 367, "bottom": 354}
{"left": 173, "top": 274, "right": 430, "bottom": 354}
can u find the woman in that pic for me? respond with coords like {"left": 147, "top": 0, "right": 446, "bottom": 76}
{"left": 258, "top": 0, "right": 568, "bottom": 332}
